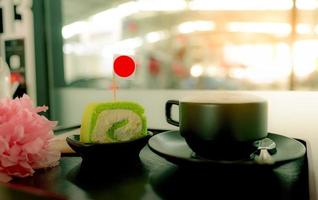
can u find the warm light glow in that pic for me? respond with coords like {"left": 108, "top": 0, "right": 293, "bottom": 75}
{"left": 227, "top": 22, "right": 291, "bottom": 36}
{"left": 314, "top": 25, "right": 318, "bottom": 34}
{"left": 190, "top": 64, "right": 204, "bottom": 77}
{"left": 138, "top": 0, "right": 187, "bottom": 11}
{"left": 63, "top": 44, "right": 73, "bottom": 54}
{"left": 63, "top": 43, "right": 91, "bottom": 55}
{"left": 296, "top": 24, "right": 312, "bottom": 34}
{"left": 229, "top": 68, "right": 246, "bottom": 79}
{"left": 62, "top": 0, "right": 318, "bottom": 87}
{"left": 63, "top": 0, "right": 318, "bottom": 40}
{"left": 116, "top": 1, "right": 140, "bottom": 17}
{"left": 293, "top": 40, "right": 318, "bottom": 79}
{"left": 145, "top": 31, "right": 168, "bottom": 43}
{"left": 189, "top": 0, "right": 292, "bottom": 10}
{"left": 62, "top": 1, "right": 139, "bottom": 39}
{"left": 62, "top": 21, "right": 88, "bottom": 39}
{"left": 223, "top": 43, "right": 292, "bottom": 84}
{"left": 206, "top": 66, "right": 221, "bottom": 76}
{"left": 243, "top": 65, "right": 290, "bottom": 84}
{"left": 189, "top": 0, "right": 318, "bottom": 11}
{"left": 91, "top": 1, "right": 138, "bottom": 20}
{"left": 245, "top": 68, "right": 275, "bottom": 84}
{"left": 178, "top": 21, "right": 215, "bottom": 34}
{"left": 91, "top": 8, "right": 117, "bottom": 22}
{"left": 296, "top": 0, "right": 318, "bottom": 10}
{"left": 89, "top": 2, "right": 138, "bottom": 34}
{"left": 113, "top": 37, "right": 143, "bottom": 55}
{"left": 274, "top": 43, "right": 292, "bottom": 79}
{"left": 62, "top": 0, "right": 187, "bottom": 39}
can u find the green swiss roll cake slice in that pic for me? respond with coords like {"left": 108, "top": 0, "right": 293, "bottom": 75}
{"left": 80, "top": 101, "right": 147, "bottom": 143}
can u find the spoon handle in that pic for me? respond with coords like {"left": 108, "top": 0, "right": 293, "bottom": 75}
{"left": 254, "top": 148, "right": 275, "bottom": 165}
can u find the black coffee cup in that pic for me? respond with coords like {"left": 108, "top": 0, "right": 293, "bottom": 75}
{"left": 165, "top": 92, "right": 268, "bottom": 160}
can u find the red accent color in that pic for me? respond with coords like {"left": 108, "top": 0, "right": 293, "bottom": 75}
{"left": 128, "top": 21, "right": 138, "bottom": 32}
{"left": 148, "top": 57, "right": 160, "bottom": 75}
{"left": 113, "top": 55, "right": 136, "bottom": 77}
{"left": 10, "top": 72, "right": 24, "bottom": 83}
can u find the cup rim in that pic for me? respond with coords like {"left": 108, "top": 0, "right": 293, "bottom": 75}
{"left": 180, "top": 92, "right": 266, "bottom": 104}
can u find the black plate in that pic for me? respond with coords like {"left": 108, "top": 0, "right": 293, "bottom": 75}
{"left": 148, "top": 131, "right": 306, "bottom": 167}
{"left": 66, "top": 132, "right": 152, "bottom": 165}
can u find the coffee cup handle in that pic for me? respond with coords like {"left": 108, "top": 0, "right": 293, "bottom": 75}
{"left": 165, "top": 100, "right": 180, "bottom": 127}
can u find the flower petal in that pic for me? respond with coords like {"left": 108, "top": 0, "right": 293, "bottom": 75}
{"left": 0, "top": 95, "right": 59, "bottom": 181}
{"left": 23, "top": 138, "right": 44, "bottom": 154}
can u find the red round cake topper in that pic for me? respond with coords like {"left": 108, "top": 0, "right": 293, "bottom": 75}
{"left": 113, "top": 55, "right": 136, "bottom": 77}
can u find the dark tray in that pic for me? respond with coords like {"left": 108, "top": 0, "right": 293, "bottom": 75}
{"left": 0, "top": 128, "right": 315, "bottom": 200}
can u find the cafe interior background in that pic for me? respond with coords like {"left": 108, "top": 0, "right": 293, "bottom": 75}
{"left": 1, "top": 0, "right": 318, "bottom": 129}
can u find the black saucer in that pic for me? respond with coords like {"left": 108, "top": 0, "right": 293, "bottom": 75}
{"left": 148, "top": 131, "right": 306, "bottom": 167}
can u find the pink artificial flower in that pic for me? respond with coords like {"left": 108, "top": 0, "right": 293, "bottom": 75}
{"left": 0, "top": 94, "right": 60, "bottom": 182}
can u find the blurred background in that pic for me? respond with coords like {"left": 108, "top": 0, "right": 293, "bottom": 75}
{"left": 62, "top": 0, "right": 318, "bottom": 90}
{"left": 2, "top": 0, "right": 318, "bottom": 124}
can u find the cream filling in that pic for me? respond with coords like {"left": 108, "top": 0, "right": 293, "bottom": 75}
{"left": 91, "top": 109, "right": 142, "bottom": 143}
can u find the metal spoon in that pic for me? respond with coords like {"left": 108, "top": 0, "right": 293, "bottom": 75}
{"left": 250, "top": 138, "right": 276, "bottom": 165}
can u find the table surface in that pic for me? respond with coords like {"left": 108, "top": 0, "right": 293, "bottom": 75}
{"left": 3, "top": 91, "right": 318, "bottom": 199}
{"left": 0, "top": 128, "right": 316, "bottom": 200}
